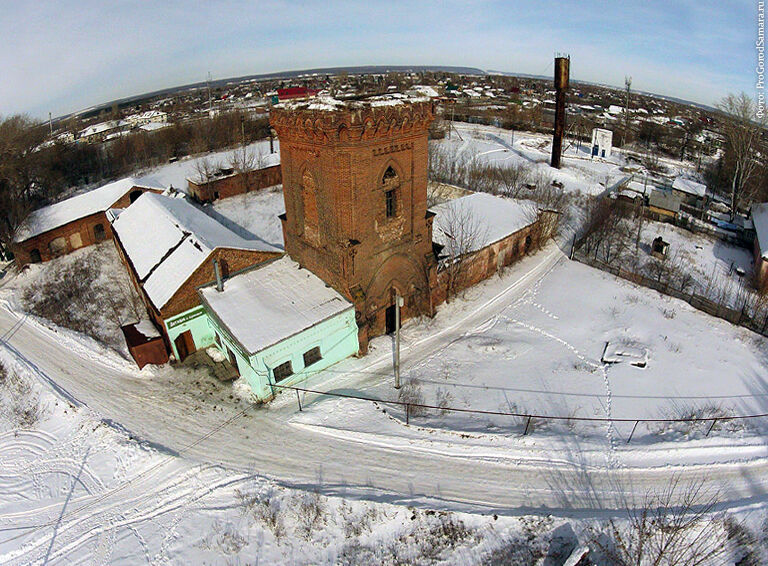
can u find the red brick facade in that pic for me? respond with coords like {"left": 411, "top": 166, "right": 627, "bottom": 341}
{"left": 13, "top": 186, "right": 163, "bottom": 267}
{"left": 187, "top": 165, "right": 282, "bottom": 203}
{"left": 271, "top": 99, "right": 438, "bottom": 352}
{"left": 431, "top": 219, "right": 552, "bottom": 305}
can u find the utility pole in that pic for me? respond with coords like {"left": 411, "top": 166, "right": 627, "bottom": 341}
{"left": 48, "top": 112, "right": 53, "bottom": 136}
{"left": 394, "top": 294, "right": 404, "bottom": 389}
{"left": 207, "top": 71, "right": 213, "bottom": 118}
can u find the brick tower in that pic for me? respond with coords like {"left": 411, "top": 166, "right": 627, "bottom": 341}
{"left": 270, "top": 95, "right": 437, "bottom": 352}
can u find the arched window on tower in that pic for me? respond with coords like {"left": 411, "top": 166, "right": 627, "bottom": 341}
{"left": 301, "top": 169, "right": 320, "bottom": 244}
{"left": 382, "top": 166, "right": 399, "bottom": 218}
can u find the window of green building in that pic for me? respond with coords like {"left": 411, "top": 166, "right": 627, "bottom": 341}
{"left": 303, "top": 346, "right": 322, "bottom": 367}
{"left": 273, "top": 360, "right": 293, "bottom": 382}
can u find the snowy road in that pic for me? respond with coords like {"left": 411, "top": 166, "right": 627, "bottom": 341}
{"left": 2, "top": 245, "right": 768, "bottom": 521}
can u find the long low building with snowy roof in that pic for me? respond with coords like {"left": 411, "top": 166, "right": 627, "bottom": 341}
{"left": 12, "top": 177, "right": 164, "bottom": 267}
{"left": 111, "top": 192, "right": 283, "bottom": 361}
{"left": 199, "top": 257, "right": 359, "bottom": 400}
{"left": 429, "top": 192, "right": 556, "bottom": 304}
{"left": 751, "top": 202, "right": 768, "bottom": 291}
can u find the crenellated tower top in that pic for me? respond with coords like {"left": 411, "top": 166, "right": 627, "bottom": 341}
{"left": 270, "top": 94, "right": 435, "bottom": 143}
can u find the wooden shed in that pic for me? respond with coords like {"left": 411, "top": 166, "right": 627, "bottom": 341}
{"left": 121, "top": 321, "right": 169, "bottom": 369}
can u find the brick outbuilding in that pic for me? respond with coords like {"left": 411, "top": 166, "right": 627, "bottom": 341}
{"left": 111, "top": 192, "right": 282, "bottom": 361}
{"left": 12, "top": 178, "right": 164, "bottom": 267}
{"left": 187, "top": 156, "right": 282, "bottom": 203}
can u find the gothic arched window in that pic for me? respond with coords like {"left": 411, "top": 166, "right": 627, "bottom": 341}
{"left": 382, "top": 166, "right": 399, "bottom": 218}
{"left": 301, "top": 169, "right": 320, "bottom": 243}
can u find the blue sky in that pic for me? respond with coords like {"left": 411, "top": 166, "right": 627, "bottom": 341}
{"left": 0, "top": 1, "right": 758, "bottom": 119}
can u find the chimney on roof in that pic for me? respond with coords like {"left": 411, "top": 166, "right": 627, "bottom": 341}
{"left": 213, "top": 259, "right": 224, "bottom": 292}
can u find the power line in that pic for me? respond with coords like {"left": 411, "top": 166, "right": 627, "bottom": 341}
{"left": 273, "top": 381, "right": 768, "bottom": 425}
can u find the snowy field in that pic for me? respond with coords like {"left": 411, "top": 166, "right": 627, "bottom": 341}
{"left": 634, "top": 219, "right": 754, "bottom": 294}
{"left": 1, "top": 350, "right": 588, "bottom": 565}
{"left": 440, "top": 123, "right": 630, "bottom": 197}
{"left": 287, "top": 251, "right": 768, "bottom": 460}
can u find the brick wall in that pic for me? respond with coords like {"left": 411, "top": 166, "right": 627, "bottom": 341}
{"left": 432, "top": 220, "right": 545, "bottom": 306}
{"left": 188, "top": 165, "right": 282, "bottom": 203}
{"left": 13, "top": 211, "right": 112, "bottom": 267}
{"left": 160, "top": 248, "right": 282, "bottom": 319}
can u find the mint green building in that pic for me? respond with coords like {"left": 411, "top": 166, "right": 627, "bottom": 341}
{"left": 198, "top": 257, "right": 359, "bottom": 400}
{"left": 163, "top": 306, "right": 216, "bottom": 361}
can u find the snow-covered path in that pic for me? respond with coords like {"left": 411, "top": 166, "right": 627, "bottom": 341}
{"left": 2, "top": 246, "right": 768, "bottom": 525}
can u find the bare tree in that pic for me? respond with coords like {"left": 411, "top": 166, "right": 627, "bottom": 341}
{"left": 0, "top": 115, "right": 49, "bottom": 248}
{"left": 590, "top": 477, "right": 728, "bottom": 566}
{"left": 436, "top": 199, "right": 487, "bottom": 301}
{"left": 717, "top": 93, "right": 766, "bottom": 220}
{"left": 228, "top": 146, "right": 263, "bottom": 194}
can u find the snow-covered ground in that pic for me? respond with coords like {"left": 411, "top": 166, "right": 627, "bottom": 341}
{"left": 634, "top": 219, "right": 754, "bottom": 298}
{"left": 3, "top": 350, "right": 585, "bottom": 565}
{"left": 208, "top": 184, "right": 285, "bottom": 248}
{"left": 439, "top": 123, "right": 629, "bottom": 197}
{"left": 3, "top": 123, "right": 768, "bottom": 563}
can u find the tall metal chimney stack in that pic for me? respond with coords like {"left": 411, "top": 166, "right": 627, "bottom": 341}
{"left": 550, "top": 54, "right": 570, "bottom": 169}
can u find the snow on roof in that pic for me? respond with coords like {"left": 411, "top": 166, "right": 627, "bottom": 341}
{"left": 138, "top": 122, "right": 169, "bottom": 132}
{"left": 430, "top": 192, "right": 538, "bottom": 254}
{"left": 648, "top": 189, "right": 681, "bottom": 213}
{"left": 112, "top": 192, "right": 280, "bottom": 310}
{"left": 200, "top": 257, "right": 353, "bottom": 355}
{"left": 14, "top": 177, "right": 164, "bottom": 242}
{"left": 409, "top": 85, "right": 440, "bottom": 98}
{"left": 752, "top": 203, "right": 768, "bottom": 259}
{"left": 672, "top": 177, "right": 707, "bottom": 198}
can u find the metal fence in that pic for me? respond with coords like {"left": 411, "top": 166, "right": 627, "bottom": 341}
{"left": 570, "top": 251, "right": 768, "bottom": 337}
{"left": 272, "top": 382, "right": 768, "bottom": 444}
